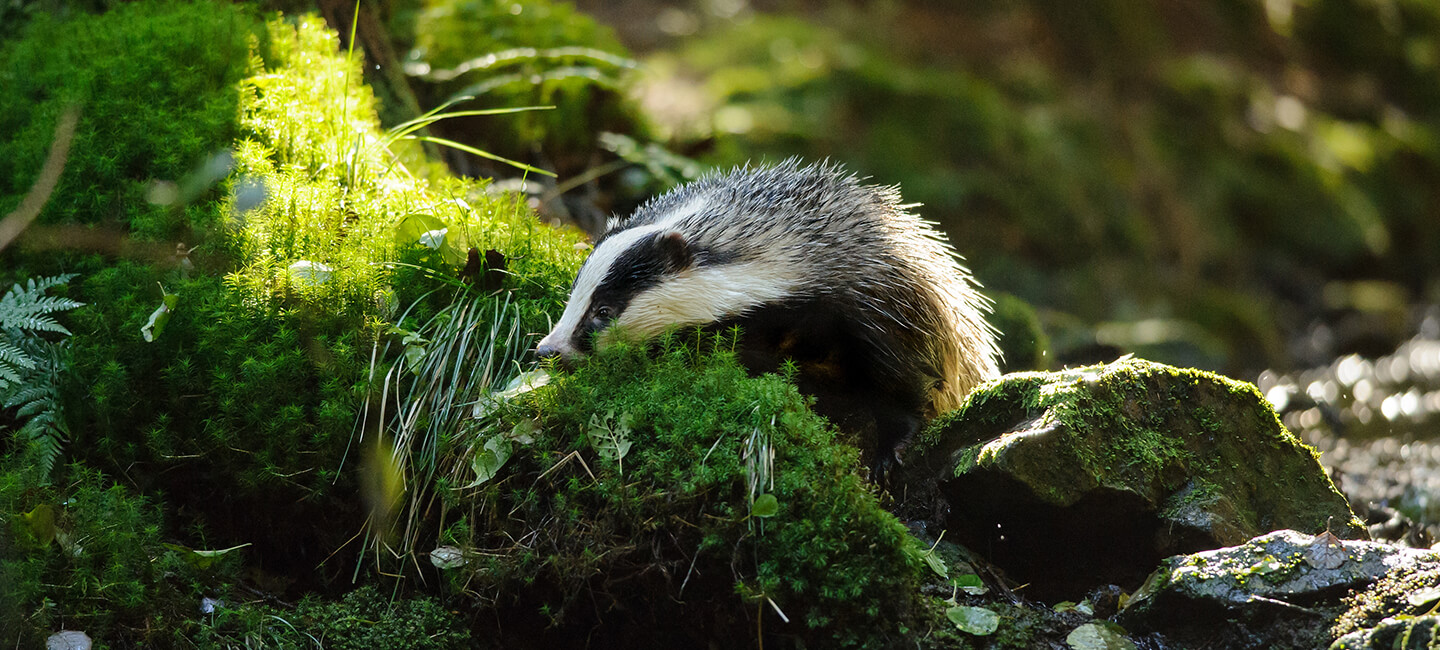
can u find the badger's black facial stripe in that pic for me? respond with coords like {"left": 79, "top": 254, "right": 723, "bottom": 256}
{"left": 567, "top": 232, "right": 676, "bottom": 352}
{"left": 601, "top": 232, "right": 672, "bottom": 296}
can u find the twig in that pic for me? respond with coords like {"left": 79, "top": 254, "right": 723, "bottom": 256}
{"left": 1, "top": 106, "right": 80, "bottom": 251}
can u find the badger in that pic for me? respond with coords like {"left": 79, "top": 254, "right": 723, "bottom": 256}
{"left": 535, "top": 160, "right": 1000, "bottom": 478}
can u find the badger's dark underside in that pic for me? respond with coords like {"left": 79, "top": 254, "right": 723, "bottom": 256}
{"left": 712, "top": 299, "right": 936, "bottom": 479}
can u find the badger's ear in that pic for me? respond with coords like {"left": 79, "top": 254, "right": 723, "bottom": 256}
{"left": 656, "top": 230, "right": 693, "bottom": 272}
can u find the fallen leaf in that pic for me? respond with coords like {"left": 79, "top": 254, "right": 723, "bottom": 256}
{"left": 1066, "top": 622, "right": 1136, "bottom": 650}
{"left": 947, "top": 605, "right": 999, "bottom": 635}
{"left": 1305, "top": 530, "right": 1347, "bottom": 570}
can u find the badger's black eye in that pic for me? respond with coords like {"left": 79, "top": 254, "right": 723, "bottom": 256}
{"left": 594, "top": 306, "right": 613, "bottom": 320}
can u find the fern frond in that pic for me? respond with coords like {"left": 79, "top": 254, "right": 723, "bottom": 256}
{"left": 4, "top": 385, "right": 47, "bottom": 409}
{"left": 30, "top": 294, "right": 86, "bottom": 314}
{"left": 9, "top": 314, "right": 70, "bottom": 335}
{"left": 2, "top": 347, "right": 69, "bottom": 483}
{"left": 0, "top": 338, "right": 34, "bottom": 369}
{"left": 0, "top": 274, "right": 84, "bottom": 333}
{"left": 21, "top": 273, "right": 77, "bottom": 295}
{"left": 16, "top": 414, "right": 66, "bottom": 478}
{"left": 0, "top": 275, "right": 79, "bottom": 483}
{"left": 0, "top": 359, "right": 23, "bottom": 389}
{"left": 14, "top": 395, "right": 54, "bottom": 419}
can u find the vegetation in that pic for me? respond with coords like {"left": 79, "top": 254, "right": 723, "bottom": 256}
{"left": 192, "top": 586, "right": 472, "bottom": 650}
{"left": 0, "top": 274, "right": 82, "bottom": 479}
{"left": 0, "top": 0, "right": 1433, "bottom": 647}
{"left": 394, "top": 0, "right": 648, "bottom": 180}
{"left": 0, "top": 463, "right": 228, "bottom": 647}
{"left": 0, "top": 0, "right": 256, "bottom": 240}
{"left": 0, "top": 3, "right": 580, "bottom": 644}
{"left": 422, "top": 331, "right": 926, "bottom": 646}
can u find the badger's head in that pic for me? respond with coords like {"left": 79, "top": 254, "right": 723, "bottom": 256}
{"left": 534, "top": 201, "right": 799, "bottom": 364}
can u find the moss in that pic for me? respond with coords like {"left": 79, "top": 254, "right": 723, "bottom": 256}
{"left": 0, "top": 461, "right": 230, "bottom": 647}
{"left": 1332, "top": 563, "right": 1440, "bottom": 640}
{"left": 433, "top": 332, "right": 924, "bottom": 646}
{"left": 3, "top": 7, "right": 591, "bottom": 643}
{"left": 399, "top": 0, "right": 648, "bottom": 172}
{"left": 191, "top": 585, "right": 473, "bottom": 649}
{"left": 227, "top": 14, "right": 585, "bottom": 323}
{"left": 0, "top": 0, "right": 257, "bottom": 241}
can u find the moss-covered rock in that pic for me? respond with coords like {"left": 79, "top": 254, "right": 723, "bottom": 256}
{"left": 1331, "top": 549, "right": 1440, "bottom": 646}
{"left": 901, "top": 357, "right": 1365, "bottom": 600}
{"left": 1332, "top": 615, "right": 1440, "bottom": 650}
{"left": 1118, "top": 529, "right": 1440, "bottom": 647}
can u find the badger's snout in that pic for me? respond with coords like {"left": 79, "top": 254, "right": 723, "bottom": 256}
{"left": 534, "top": 331, "right": 578, "bottom": 369}
{"left": 534, "top": 341, "right": 560, "bottom": 360}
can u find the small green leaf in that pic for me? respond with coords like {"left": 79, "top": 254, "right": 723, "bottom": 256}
{"left": 924, "top": 551, "right": 949, "bottom": 580}
{"left": 465, "top": 434, "right": 513, "bottom": 487}
{"left": 393, "top": 213, "right": 466, "bottom": 265}
{"left": 21, "top": 504, "right": 56, "bottom": 546}
{"left": 393, "top": 213, "right": 446, "bottom": 247}
{"left": 140, "top": 284, "right": 178, "bottom": 342}
{"left": 751, "top": 493, "right": 779, "bottom": 517}
{"left": 953, "top": 573, "right": 988, "bottom": 595}
{"left": 947, "top": 605, "right": 999, "bottom": 636}
{"left": 403, "top": 344, "right": 427, "bottom": 373}
{"left": 507, "top": 419, "right": 538, "bottom": 445}
{"left": 162, "top": 542, "right": 252, "bottom": 570}
{"left": 1254, "top": 557, "right": 1285, "bottom": 575}
{"left": 1407, "top": 586, "right": 1440, "bottom": 609}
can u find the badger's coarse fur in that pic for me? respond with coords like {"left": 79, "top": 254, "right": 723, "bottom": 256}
{"left": 536, "top": 160, "right": 1000, "bottom": 475}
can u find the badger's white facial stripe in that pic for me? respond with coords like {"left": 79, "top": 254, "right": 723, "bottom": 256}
{"left": 541, "top": 196, "right": 711, "bottom": 356}
{"left": 615, "top": 261, "right": 801, "bottom": 336}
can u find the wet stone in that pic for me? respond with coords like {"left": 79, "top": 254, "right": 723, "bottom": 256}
{"left": 899, "top": 358, "right": 1366, "bottom": 601}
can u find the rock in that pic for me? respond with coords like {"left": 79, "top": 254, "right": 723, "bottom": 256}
{"left": 1330, "top": 549, "right": 1440, "bottom": 647}
{"left": 46, "top": 631, "right": 91, "bottom": 650}
{"left": 1331, "top": 616, "right": 1440, "bottom": 650}
{"left": 900, "top": 358, "right": 1366, "bottom": 600}
{"left": 1119, "top": 530, "right": 1440, "bottom": 627}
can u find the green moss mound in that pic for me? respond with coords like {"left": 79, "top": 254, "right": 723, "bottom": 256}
{"left": 0, "top": 0, "right": 257, "bottom": 240}
{"left": 433, "top": 333, "right": 924, "bottom": 647}
{"left": 0, "top": 462, "right": 232, "bottom": 647}
{"left": 1, "top": 4, "right": 588, "bottom": 644}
